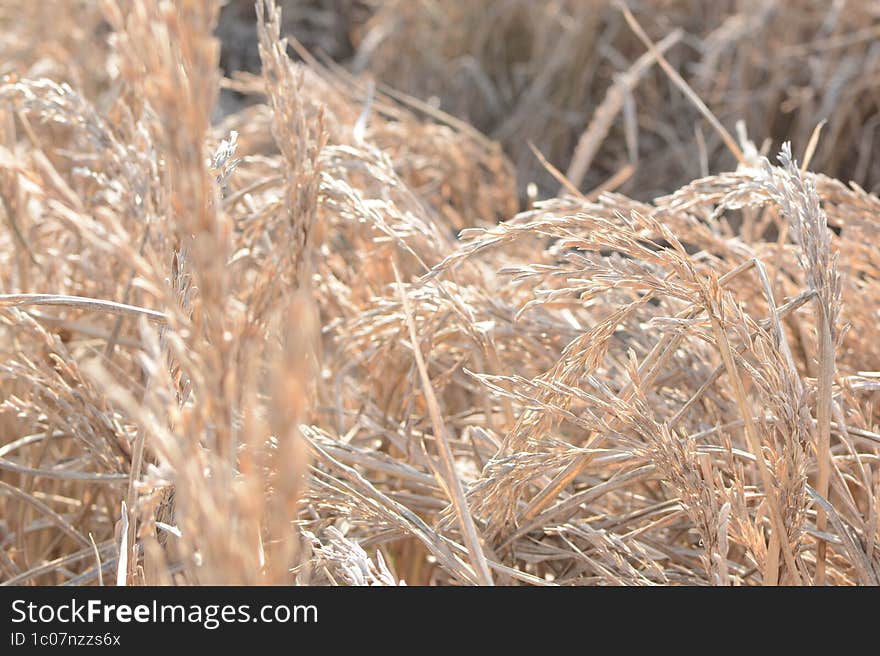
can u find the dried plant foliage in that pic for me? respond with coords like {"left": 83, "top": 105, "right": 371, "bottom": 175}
{"left": 0, "top": 0, "right": 878, "bottom": 587}
{"left": 354, "top": 0, "right": 880, "bottom": 200}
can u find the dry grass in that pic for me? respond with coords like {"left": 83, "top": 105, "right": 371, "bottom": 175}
{"left": 0, "top": 0, "right": 878, "bottom": 586}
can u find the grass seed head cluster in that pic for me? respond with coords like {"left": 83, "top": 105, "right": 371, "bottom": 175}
{"left": 0, "top": 0, "right": 878, "bottom": 586}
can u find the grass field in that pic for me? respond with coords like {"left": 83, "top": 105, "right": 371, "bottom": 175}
{"left": 1, "top": 0, "right": 879, "bottom": 586}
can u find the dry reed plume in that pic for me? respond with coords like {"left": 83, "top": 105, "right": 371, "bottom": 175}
{"left": 0, "top": 0, "right": 878, "bottom": 586}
